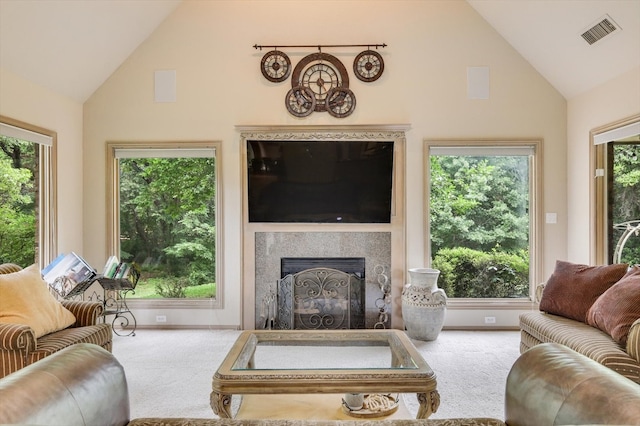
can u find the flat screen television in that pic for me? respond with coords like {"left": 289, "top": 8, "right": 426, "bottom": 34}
{"left": 247, "top": 140, "right": 394, "bottom": 223}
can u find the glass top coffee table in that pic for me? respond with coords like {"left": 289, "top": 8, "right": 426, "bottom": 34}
{"left": 210, "top": 329, "right": 439, "bottom": 419}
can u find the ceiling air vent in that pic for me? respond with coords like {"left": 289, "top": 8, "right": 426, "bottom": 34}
{"left": 581, "top": 15, "right": 620, "bottom": 45}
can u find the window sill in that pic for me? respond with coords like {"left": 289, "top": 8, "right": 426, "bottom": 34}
{"left": 126, "top": 298, "right": 221, "bottom": 309}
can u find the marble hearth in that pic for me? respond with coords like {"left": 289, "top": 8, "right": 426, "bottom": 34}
{"left": 254, "top": 232, "right": 392, "bottom": 329}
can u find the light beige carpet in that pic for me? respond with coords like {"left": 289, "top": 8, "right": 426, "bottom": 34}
{"left": 111, "top": 329, "right": 521, "bottom": 421}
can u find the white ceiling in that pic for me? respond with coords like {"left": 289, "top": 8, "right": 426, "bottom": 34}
{"left": 467, "top": 0, "right": 640, "bottom": 99}
{"left": 0, "top": 0, "right": 639, "bottom": 102}
{"left": 0, "top": 0, "right": 181, "bottom": 102}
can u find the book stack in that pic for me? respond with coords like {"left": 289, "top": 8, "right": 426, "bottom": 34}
{"left": 101, "top": 256, "right": 133, "bottom": 280}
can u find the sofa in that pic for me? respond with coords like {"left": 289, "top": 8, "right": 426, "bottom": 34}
{"left": 0, "top": 263, "right": 113, "bottom": 378}
{"left": 520, "top": 261, "right": 640, "bottom": 384}
{"left": 1, "top": 342, "right": 640, "bottom": 426}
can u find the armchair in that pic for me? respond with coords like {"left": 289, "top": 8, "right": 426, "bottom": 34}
{"left": 0, "top": 263, "right": 113, "bottom": 378}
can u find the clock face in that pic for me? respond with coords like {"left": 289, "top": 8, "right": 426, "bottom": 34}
{"left": 326, "top": 87, "right": 356, "bottom": 118}
{"left": 353, "top": 50, "right": 384, "bottom": 82}
{"left": 260, "top": 50, "right": 291, "bottom": 83}
{"left": 291, "top": 52, "right": 350, "bottom": 112}
{"left": 285, "top": 86, "right": 316, "bottom": 117}
{"left": 301, "top": 62, "right": 339, "bottom": 106}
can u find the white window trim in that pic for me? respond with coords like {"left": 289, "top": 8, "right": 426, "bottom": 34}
{"left": 593, "top": 121, "right": 640, "bottom": 145}
{"left": 424, "top": 139, "right": 543, "bottom": 306}
{"left": 106, "top": 141, "right": 223, "bottom": 309}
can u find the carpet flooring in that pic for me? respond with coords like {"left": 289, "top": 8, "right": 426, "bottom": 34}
{"left": 111, "top": 329, "right": 521, "bottom": 421}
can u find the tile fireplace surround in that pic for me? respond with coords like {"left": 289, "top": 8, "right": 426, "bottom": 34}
{"left": 239, "top": 125, "right": 408, "bottom": 330}
{"left": 254, "top": 232, "right": 392, "bottom": 329}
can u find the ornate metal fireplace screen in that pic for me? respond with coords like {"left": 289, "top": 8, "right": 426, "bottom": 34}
{"left": 276, "top": 267, "right": 364, "bottom": 330}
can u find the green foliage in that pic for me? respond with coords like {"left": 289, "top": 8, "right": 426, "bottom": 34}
{"left": 432, "top": 247, "right": 529, "bottom": 298}
{"left": 612, "top": 145, "right": 640, "bottom": 264}
{"left": 429, "top": 154, "right": 531, "bottom": 298}
{"left": 155, "top": 276, "right": 188, "bottom": 298}
{"left": 118, "top": 156, "right": 217, "bottom": 296}
{"left": 163, "top": 210, "right": 216, "bottom": 286}
{"left": 0, "top": 138, "right": 36, "bottom": 265}
{"left": 430, "top": 155, "right": 529, "bottom": 255}
{"left": 134, "top": 278, "right": 216, "bottom": 298}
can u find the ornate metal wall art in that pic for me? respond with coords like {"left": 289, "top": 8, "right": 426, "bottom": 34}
{"left": 254, "top": 44, "right": 386, "bottom": 118}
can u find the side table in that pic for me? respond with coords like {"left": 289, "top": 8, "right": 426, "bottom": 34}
{"left": 98, "top": 277, "right": 138, "bottom": 336}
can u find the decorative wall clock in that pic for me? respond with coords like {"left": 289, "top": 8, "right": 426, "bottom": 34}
{"left": 326, "top": 87, "right": 356, "bottom": 118}
{"left": 254, "top": 43, "right": 386, "bottom": 118}
{"left": 260, "top": 50, "right": 291, "bottom": 82}
{"left": 353, "top": 49, "right": 384, "bottom": 82}
{"left": 290, "top": 52, "right": 350, "bottom": 114}
{"left": 284, "top": 86, "right": 316, "bottom": 117}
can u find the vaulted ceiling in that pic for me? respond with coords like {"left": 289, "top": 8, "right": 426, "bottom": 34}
{"left": 0, "top": 0, "right": 181, "bottom": 102}
{"left": 1, "top": 0, "right": 638, "bottom": 103}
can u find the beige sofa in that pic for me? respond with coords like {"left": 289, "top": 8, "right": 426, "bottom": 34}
{"left": 520, "top": 278, "right": 640, "bottom": 384}
{"left": 520, "top": 261, "right": 640, "bottom": 384}
{"left": 520, "top": 310, "right": 640, "bottom": 383}
{"left": 0, "top": 263, "right": 113, "bottom": 379}
{"left": 2, "top": 342, "right": 640, "bottom": 426}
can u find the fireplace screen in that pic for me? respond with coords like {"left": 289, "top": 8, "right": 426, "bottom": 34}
{"left": 276, "top": 267, "right": 365, "bottom": 330}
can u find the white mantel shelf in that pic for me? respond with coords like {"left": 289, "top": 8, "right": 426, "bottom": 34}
{"left": 235, "top": 124, "right": 412, "bottom": 132}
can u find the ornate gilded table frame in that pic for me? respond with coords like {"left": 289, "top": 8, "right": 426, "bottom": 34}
{"left": 210, "top": 329, "right": 439, "bottom": 419}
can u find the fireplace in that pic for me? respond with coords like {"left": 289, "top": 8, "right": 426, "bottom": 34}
{"left": 275, "top": 257, "right": 366, "bottom": 330}
{"left": 239, "top": 125, "right": 408, "bottom": 330}
{"left": 254, "top": 232, "right": 392, "bottom": 329}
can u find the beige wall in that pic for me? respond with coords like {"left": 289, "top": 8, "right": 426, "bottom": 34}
{"left": 567, "top": 67, "right": 640, "bottom": 264}
{"left": 0, "top": 68, "right": 84, "bottom": 257}
{"left": 82, "top": 0, "right": 568, "bottom": 328}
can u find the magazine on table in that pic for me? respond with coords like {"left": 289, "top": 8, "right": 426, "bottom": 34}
{"left": 42, "top": 252, "right": 97, "bottom": 298}
{"left": 42, "top": 254, "right": 140, "bottom": 297}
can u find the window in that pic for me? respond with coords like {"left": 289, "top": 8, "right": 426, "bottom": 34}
{"left": 0, "top": 116, "right": 56, "bottom": 267}
{"left": 593, "top": 117, "right": 640, "bottom": 265}
{"left": 425, "top": 140, "right": 541, "bottom": 302}
{"left": 107, "top": 141, "right": 222, "bottom": 308}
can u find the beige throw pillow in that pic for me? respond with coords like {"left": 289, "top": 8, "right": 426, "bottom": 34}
{"left": 539, "top": 260, "right": 628, "bottom": 323}
{"left": 0, "top": 264, "right": 76, "bottom": 338}
{"left": 587, "top": 266, "right": 640, "bottom": 345}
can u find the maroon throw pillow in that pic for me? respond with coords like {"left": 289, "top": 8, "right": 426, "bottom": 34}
{"left": 587, "top": 266, "right": 640, "bottom": 345}
{"left": 539, "top": 260, "right": 628, "bottom": 323}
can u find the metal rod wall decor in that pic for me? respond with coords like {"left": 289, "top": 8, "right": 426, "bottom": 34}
{"left": 255, "top": 43, "right": 387, "bottom": 117}
{"left": 253, "top": 43, "right": 387, "bottom": 50}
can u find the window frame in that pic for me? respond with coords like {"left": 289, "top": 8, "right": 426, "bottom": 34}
{"left": 591, "top": 114, "right": 640, "bottom": 265}
{"left": 0, "top": 115, "right": 57, "bottom": 267}
{"left": 424, "top": 139, "right": 543, "bottom": 308}
{"left": 106, "top": 141, "right": 223, "bottom": 309}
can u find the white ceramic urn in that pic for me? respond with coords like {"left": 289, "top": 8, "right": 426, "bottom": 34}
{"left": 401, "top": 268, "right": 447, "bottom": 341}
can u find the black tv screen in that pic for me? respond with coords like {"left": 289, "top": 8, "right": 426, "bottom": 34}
{"left": 247, "top": 140, "right": 394, "bottom": 223}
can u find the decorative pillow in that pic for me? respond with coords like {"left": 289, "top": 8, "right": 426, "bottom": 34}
{"left": 539, "top": 260, "right": 628, "bottom": 323}
{"left": 0, "top": 263, "right": 76, "bottom": 338}
{"left": 587, "top": 266, "right": 640, "bottom": 345}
